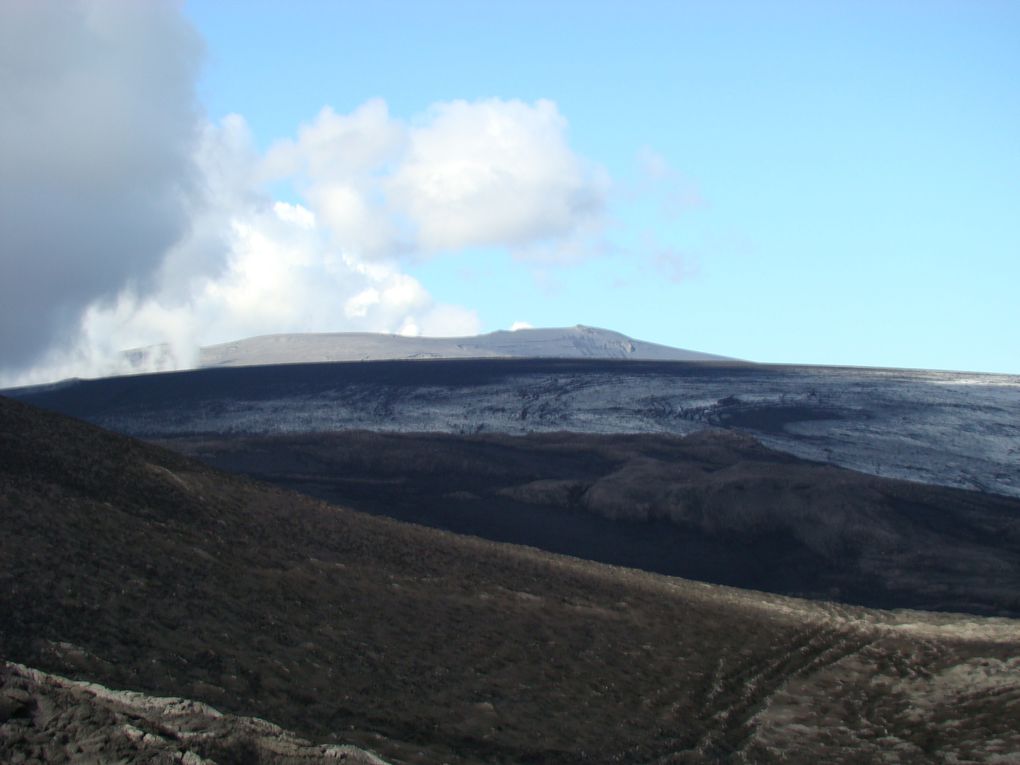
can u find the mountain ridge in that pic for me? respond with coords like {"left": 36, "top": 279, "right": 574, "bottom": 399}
{"left": 119, "top": 325, "right": 732, "bottom": 372}
{"left": 200, "top": 325, "right": 732, "bottom": 366}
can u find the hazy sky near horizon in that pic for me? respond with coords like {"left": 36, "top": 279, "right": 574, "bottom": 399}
{"left": 2, "top": 0, "right": 1018, "bottom": 382}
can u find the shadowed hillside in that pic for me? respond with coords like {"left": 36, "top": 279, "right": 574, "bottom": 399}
{"left": 164, "top": 429, "right": 1020, "bottom": 616}
{"left": 2, "top": 395, "right": 1020, "bottom": 764}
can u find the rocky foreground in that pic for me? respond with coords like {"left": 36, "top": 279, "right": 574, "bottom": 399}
{"left": 1, "top": 662, "right": 389, "bottom": 764}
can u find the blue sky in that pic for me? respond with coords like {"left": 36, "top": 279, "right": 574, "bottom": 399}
{"left": 182, "top": 0, "right": 1019, "bottom": 372}
{"left": 2, "top": 1, "right": 1017, "bottom": 381}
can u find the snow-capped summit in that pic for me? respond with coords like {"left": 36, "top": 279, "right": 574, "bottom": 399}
{"left": 198, "top": 325, "right": 731, "bottom": 367}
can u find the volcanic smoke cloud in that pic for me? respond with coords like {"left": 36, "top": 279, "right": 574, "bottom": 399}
{"left": 0, "top": 2, "right": 608, "bottom": 386}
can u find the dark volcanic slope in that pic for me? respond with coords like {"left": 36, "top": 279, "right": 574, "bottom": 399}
{"left": 3, "top": 395, "right": 1020, "bottom": 764}
{"left": 164, "top": 429, "right": 1020, "bottom": 616}
{"left": 8, "top": 357, "right": 1020, "bottom": 498}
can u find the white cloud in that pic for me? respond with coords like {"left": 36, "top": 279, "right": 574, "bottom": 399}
{"left": 419, "top": 305, "right": 483, "bottom": 337}
{"left": 510, "top": 321, "right": 534, "bottom": 331}
{"left": 0, "top": 0, "right": 203, "bottom": 373}
{"left": 389, "top": 99, "right": 608, "bottom": 251}
{"left": 274, "top": 201, "right": 315, "bottom": 229}
{"left": 2, "top": 115, "right": 480, "bottom": 386}
{"left": 0, "top": 6, "right": 596, "bottom": 385}
{"left": 263, "top": 100, "right": 404, "bottom": 183}
{"left": 264, "top": 97, "right": 608, "bottom": 258}
{"left": 307, "top": 182, "right": 399, "bottom": 257}
{"left": 97, "top": 126, "right": 481, "bottom": 359}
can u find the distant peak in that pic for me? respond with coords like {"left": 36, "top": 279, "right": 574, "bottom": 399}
{"left": 193, "top": 326, "right": 731, "bottom": 368}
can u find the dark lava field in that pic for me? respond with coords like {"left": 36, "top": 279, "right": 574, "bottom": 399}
{"left": 10, "top": 358, "right": 1019, "bottom": 498}
{"left": 166, "top": 428, "right": 1020, "bottom": 617}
